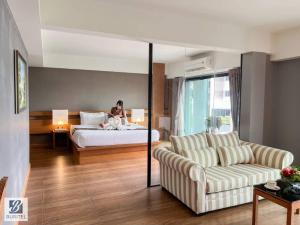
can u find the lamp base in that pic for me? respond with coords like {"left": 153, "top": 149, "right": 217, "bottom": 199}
{"left": 54, "top": 125, "right": 68, "bottom": 132}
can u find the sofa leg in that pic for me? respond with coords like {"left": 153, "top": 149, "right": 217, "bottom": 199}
{"left": 194, "top": 211, "right": 206, "bottom": 216}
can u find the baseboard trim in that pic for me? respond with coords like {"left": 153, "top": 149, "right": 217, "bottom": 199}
{"left": 22, "top": 164, "right": 31, "bottom": 197}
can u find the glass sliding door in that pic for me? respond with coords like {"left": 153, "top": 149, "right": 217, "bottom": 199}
{"left": 184, "top": 78, "right": 210, "bottom": 135}
{"left": 184, "top": 74, "right": 233, "bottom": 135}
{"left": 210, "top": 76, "right": 232, "bottom": 133}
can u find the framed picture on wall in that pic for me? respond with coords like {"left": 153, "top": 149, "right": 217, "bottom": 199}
{"left": 14, "top": 50, "right": 28, "bottom": 114}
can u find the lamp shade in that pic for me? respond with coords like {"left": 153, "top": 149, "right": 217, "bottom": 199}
{"left": 131, "top": 109, "right": 144, "bottom": 123}
{"left": 159, "top": 116, "right": 170, "bottom": 130}
{"left": 52, "top": 110, "right": 68, "bottom": 125}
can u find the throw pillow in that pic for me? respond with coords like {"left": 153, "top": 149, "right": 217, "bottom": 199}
{"left": 217, "top": 145, "right": 255, "bottom": 166}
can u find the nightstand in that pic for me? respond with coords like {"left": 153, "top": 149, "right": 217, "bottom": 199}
{"left": 52, "top": 129, "right": 69, "bottom": 150}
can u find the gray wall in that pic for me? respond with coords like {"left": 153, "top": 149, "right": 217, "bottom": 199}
{"left": 271, "top": 58, "right": 300, "bottom": 164}
{"left": 29, "top": 67, "right": 148, "bottom": 111}
{"left": 240, "top": 52, "right": 272, "bottom": 144}
{"left": 0, "top": 1, "right": 30, "bottom": 225}
{"left": 240, "top": 53, "right": 300, "bottom": 164}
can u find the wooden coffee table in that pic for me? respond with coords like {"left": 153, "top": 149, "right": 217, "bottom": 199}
{"left": 253, "top": 184, "right": 300, "bottom": 225}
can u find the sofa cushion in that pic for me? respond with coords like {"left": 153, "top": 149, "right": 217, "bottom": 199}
{"left": 205, "top": 166, "right": 249, "bottom": 193}
{"left": 181, "top": 147, "right": 218, "bottom": 168}
{"left": 217, "top": 145, "right": 255, "bottom": 166}
{"left": 226, "top": 164, "right": 281, "bottom": 185}
{"left": 206, "top": 131, "right": 240, "bottom": 149}
{"left": 170, "top": 133, "right": 209, "bottom": 155}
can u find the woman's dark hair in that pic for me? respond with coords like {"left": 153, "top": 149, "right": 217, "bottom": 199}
{"left": 116, "top": 100, "right": 123, "bottom": 108}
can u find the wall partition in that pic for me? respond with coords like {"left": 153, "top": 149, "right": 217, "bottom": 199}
{"left": 147, "top": 43, "right": 153, "bottom": 187}
{"left": 147, "top": 43, "right": 167, "bottom": 187}
{"left": 147, "top": 44, "right": 240, "bottom": 187}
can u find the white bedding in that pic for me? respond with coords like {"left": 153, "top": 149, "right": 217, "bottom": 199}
{"left": 70, "top": 125, "right": 160, "bottom": 148}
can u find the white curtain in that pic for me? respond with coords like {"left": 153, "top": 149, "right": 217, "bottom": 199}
{"left": 171, "top": 77, "right": 185, "bottom": 136}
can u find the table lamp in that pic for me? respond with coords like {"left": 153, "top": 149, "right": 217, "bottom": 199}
{"left": 131, "top": 109, "right": 145, "bottom": 124}
{"left": 52, "top": 110, "right": 68, "bottom": 131}
{"left": 159, "top": 116, "right": 170, "bottom": 131}
{"left": 159, "top": 116, "right": 171, "bottom": 140}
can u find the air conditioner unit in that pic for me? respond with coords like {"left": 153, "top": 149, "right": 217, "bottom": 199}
{"left": 184, "top": 56, "right": 213, "bottom": 75}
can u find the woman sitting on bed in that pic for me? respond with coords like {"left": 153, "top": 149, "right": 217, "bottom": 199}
{"left": 100, "top": 100, "right": 127, "bottom": 129}
{"left": 109, "top": 100, "right": 127, "bottom": 118}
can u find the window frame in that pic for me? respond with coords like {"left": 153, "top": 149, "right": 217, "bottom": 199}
{"left": 185, "top": 72, "right": 228, "bottom": 82}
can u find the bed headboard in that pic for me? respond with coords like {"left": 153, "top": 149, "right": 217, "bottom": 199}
{"left": 29, "top": 110, "right": 149, "bottom": 134}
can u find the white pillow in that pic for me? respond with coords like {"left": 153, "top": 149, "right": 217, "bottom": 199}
{"left": 80, "top": 112, "right": 107, "bottom": 125}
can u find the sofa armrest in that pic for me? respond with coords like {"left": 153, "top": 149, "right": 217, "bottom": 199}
{"left": 153, "top": 147, "right": 206, "bottom": 182}
{"left": 240, "top": 141, "right": 294, "bottom": 169}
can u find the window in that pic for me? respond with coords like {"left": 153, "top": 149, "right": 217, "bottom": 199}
{"left": 184, "top": 74, "right": 232, "bottom": 135}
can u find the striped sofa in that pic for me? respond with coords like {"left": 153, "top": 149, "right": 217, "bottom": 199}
{"left": 153, "top": 132, "right": 294, "bottom": 214}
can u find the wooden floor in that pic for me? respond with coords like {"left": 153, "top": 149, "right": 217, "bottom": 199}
{"left": 22, "top": 147, "right": 300, "bottom": 225}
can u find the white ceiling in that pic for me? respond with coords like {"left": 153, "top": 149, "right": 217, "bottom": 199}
{"left": 42, "top": 29, "right": 210, "bottom": 63}
{"left": 108, "top": 0, "right": 300, "bottom": 32}
{"left": 8, "top": 0, "right": 300, "bottom": 69}
{"left": 8, "top": 0, "right": 43, "bottom": 66}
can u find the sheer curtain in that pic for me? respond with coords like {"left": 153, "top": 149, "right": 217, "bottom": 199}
{"left": 171, "top": 77, "right": 185, "bottom": 136}
{"left": 229, "top": 67, "right": 242, "bottom": 132}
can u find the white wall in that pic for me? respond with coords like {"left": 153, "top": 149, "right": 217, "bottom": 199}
{"left": 166, "top": 51, "right": 241, "bottom": 78}
{"left": 271, "top": 27, "right": 300, "bottom": 61}
{"left": 44, "top": 53, "right": 148, "bottom": 74}
{"left": 165, "top": 61, "right": 185, "bottom": 78}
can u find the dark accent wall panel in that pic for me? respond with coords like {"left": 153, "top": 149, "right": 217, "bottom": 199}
{"left": 271, "top": 58, "right": 300, "bottom": 164}
{"left": 240, "top": 53, "right": 300, "bottom": 163}
{"left": 29, "top": 67, "right": 148, "bottom": 111}
{"left": 240, "top": 52, "right": 271, "bottom": 144}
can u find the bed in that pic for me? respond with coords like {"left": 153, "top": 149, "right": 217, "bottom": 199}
{"left": 70, "top": 123, "right": 160, "bottom": 164}
{"left": 71, "top": 125, "right": 160, "bottom": 148}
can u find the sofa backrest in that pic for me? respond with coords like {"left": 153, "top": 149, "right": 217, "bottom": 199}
{"left": 169, "top": 131, "right": 245, "bottom": 167}
{"left": 180, "top": 147, "right": 219, "bottom": 168}
{"left": 170, "top": 133, "right": 209, "bottom": 155}
{"left": 206, "top": 131, "right": 240, "bottom": 148}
